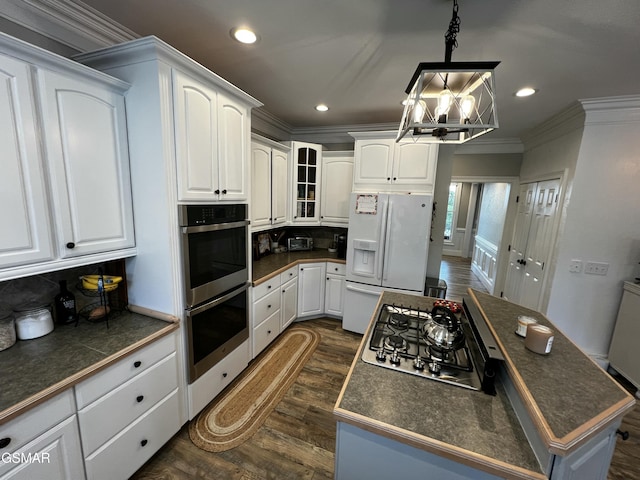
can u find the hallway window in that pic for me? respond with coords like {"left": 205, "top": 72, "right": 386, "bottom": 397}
{"left": 444, "top": 182, "right": 461, "bottom": 241}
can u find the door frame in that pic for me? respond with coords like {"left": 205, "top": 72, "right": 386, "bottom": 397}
{"left": 452, "top": 175, "right": 520, "bottom": 296}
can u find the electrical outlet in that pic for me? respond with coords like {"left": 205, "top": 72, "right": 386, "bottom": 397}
{"left": 569, "top": 260, "right": 583, "bottom": 273}
{"left": 585, "top": 261, "right": 609, "bottom": 275}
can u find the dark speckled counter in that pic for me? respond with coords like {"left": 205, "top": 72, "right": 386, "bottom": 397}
{"left": 469, "top": 289, "right": 635, "bottom": 453}
{"left": 335, "top": 291, "right": 544, "bottom": 479}
{"left": 252, "top": 249, "right": 345, "bottom": 285}
{"left": 0, "top": 310, "right": 176, "bottom": 425}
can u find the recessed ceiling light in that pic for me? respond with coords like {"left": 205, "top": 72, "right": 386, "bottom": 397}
{"left": 315, "top": 104, "right": 329, "bottom": 112}
{"left": 515, "top": 87, "right": 537, "bottom": 97}
{"left": 231, "top": 27, "right": 258, "bottom": 44}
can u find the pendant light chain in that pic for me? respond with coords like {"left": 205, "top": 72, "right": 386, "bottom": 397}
{"left": 444, "top": 0, "right": 461, "bottom": 63}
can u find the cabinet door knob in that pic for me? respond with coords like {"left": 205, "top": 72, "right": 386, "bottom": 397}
{"left": 321, "top": 216, "right": 323, "bottom": 219}
{"left": 327, "top": 277, "right": 329, "bottom": 280}
{"left": 335, "top": 267, "right": 338, "bottom": 271}
{"left": 134, "top": 361, "right": 142, "bottom": 368}
{"left": 66, "top": 242, "right": 75, "bottom": 249}
{"left": 267, "top": 304, "right": 271, "bottom": 308}
{"left": 387, "top": 177, "right": 391, "bottom": 181}
{"left": 222, "top": 189, "right": 227, "bottom": 194}
{"left": 136, "top": 395, "right": 144, "bottom": 403}
{"left": 222, "top": 372, "right": 228, "bottom": 378}
{"left": 0, "top": 438, "right": 11, "bottom": 449}
{"left": 215, "top": 189, "right": 220, "bottom": 194}
{"left": 140, "top": 439, "right": 148, "bottom": 447}
{"left": 267, "top": 285, "right": 271, "bottom": 289}
{"left": 267, "top": 330, "right": 272, "bottom": 334}
{"left": 393, "top": 177, "right": 397, "bottom": 181}
{"left": 282, "top": 289, "right": 285, "bottom": 293}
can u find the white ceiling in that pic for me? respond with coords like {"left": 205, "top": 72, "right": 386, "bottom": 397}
{"left": 78, "top": 0, "right": 640, "bottom": 141}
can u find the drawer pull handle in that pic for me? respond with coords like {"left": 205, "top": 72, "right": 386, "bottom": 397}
{"left": 134, "top": 361, "right": 142, "bottom": 368}
{"left": 223, "top": 372, "right": 228, "bottom": 378}
{"left": 140, "top": 439, "right": 148, "bottom": 447}
{"left": 136, "top": 395, "right": 144, "bottom": 403}
{"left": 0, "top": 438, "right": 11, "bottom": 449}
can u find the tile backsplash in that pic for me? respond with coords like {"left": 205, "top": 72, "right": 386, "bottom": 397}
{"left": 0, "top": 260, "right": 126, "bottom": 318}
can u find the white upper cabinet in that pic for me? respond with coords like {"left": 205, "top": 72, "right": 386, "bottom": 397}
{"left": 290, "top": 141, "right": 322, "bottom": 224}
{"left": 250, "top": 134, "right": 289, "bottom": 230}
{"left": 0, "top": 53, "right": 54, "bottom": 269}
{"left": 37, "top": 68, "right": 135, "bottom": 259}
{"left": 218, "top": 92, "right": 249, "bottom": 200}
{"left": 174, "top": 72, "right": 250, "bottom": 202}
{"left": 0, "top": 33, "right": 136, "bottom": 280}
{"left": 250, "top": 140, "right": 272, "bottom": 227}
{"left": 351, "top": 132, "right": 438, "bottom": 194}
{"left": 271, "top": 147, "right": 288, "bottom": 226}
{"left": 321, "top": 151, "right": 354, "bottom": 225}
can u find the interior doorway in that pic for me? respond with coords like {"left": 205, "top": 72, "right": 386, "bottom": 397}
{"left": 442, "top": 176, "right": 519, "bottom": 295}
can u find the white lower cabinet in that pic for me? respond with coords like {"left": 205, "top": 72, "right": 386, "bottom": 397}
{"left": 251, "top": 266, "right": 298, "bottom": 358}
{"left": 281, "top": 277, "right": 298, "bottom": 330}
{"left": 297, "top": 263, "right": 326, "bottom": 317}
{"left": 75, "top": 331, "right": 182, "bottom": 480}
{"left": 0, "top": 391, "right": 84, "bottom": 480}
{"left": 325, "top": 263, "right": 346, "bottom": 317}
{"left": 83, "top": 391, "right": 180, "bottom": 480}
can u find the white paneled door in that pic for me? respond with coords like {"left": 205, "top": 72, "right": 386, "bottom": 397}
{"left": 504, "top": 179, "right": 560, "bottom": 309}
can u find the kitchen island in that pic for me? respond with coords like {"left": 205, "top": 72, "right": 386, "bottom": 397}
{"left": 334, "top": 289, "right": 635, "bottom": 479}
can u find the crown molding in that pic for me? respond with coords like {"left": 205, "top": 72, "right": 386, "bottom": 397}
{"left": 580, "top": 95, "right": 640, "bottom": 126}
{"left": 0, "top": 0, "right": 138, "bottom": 52}
{"left": 452, "top": 138, "right": 524, "bottom": 155}
{"left": 520, "top": 101, "right": 586, "bottom": 151}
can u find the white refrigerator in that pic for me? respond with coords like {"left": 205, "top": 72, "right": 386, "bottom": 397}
{"left": 343, "top": 193, "right": 432, "bottom": 334}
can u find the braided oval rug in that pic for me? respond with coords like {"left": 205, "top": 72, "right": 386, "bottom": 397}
{"left": 188, "top": 325, "right": 320, "bottom": 452}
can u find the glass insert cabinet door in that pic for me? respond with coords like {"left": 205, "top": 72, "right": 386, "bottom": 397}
{"left": 292, "top": 142, "right": 322, "bottom": 222}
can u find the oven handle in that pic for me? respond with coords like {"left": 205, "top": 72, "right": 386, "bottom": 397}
{"left": 186, "top": 282, "right": 249, "bottom": 316}
{"left": 182, "top": 219, "right": 249, "bottom": 234}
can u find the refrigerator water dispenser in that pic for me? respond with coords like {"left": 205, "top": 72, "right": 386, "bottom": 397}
{"left": 352, "top": 239, "right": 378, "bottom": 277}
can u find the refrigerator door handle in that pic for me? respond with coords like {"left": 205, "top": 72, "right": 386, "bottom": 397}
{"left": 345, "top": 284, "right": 379, "bottom": 295}
{"left": 377, "top": 200, "right": 389, "bottom": 282}
{"left": 382, "top": 202, "right": 393, "bottom": 282}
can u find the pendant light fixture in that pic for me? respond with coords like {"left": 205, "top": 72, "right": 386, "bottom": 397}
{"left": 397, "top": 0, "right": 500, "bottom": 143}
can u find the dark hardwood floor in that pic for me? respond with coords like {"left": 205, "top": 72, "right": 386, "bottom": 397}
{"left": 131, "top": 257, "right": 639, "bottom": 480}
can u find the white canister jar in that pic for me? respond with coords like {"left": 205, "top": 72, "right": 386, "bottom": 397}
{"left": 0, "top": 313, "right": 17, "bottom": 351}
{"left": 13, "top": 304, "right": 54, "bottom": 340}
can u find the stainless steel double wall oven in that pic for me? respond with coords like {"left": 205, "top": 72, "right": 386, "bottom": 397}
{"left": 179, "top": 204, "right": 249, "bottom": 383}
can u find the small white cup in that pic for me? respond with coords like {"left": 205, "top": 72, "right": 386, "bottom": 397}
{"left": 516, "top": 315, "right": 537, "bottom": 337}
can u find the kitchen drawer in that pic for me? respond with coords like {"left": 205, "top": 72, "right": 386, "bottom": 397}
{"left": 253, "top": 309, "right": 280, "bottom": 357}
{"left": 0, "top": 390, "right": 75, "bottom": 462}
{"left": 327, "top": 262, "right": 346, "bottom": 275}
{"left": 253, "top": 277, "right": 280, "bottom": 301}
{"left": 279, "top": 265, "right": 298, "bottom": 284}
{"left": 84, "top": 389, "right": 181, "bottom": 480}
{"left": 75, "top": 333, "right": 175, "bottom": 409}
{"left": 253, "top": 288, "right": 281, "bottom": 326}
{"left": 188, "top": 340, "right": 250, "bottom": 418}
{"left": 77, "top": 352, "right": 178, "bottom": 456}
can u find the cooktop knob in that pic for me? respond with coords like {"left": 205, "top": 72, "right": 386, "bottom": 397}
{"left": 413, "top": 356, "right": 425, "bottom": 371}
{"left": 428, "top": 361, "right": 442, "bottom": 375}
{"left": 376, "top": 348, "right": 387, "bottom": 362}
{"left": 390, "top": 349, "right": 401, "bottom": 365}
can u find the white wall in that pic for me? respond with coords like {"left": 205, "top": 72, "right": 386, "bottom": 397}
{"left": 545, "top": 97, "right": 640, "bottom": 358}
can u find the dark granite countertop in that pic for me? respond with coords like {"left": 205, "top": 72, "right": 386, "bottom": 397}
{"left": 0, "top": 309, "right": 177, "bottom": 425}
{"left": 469, "top": 289, "right": 635, "bottom": 453}
{"left": 252, "top": 249, "right": 345, "bottom": 285}
{"left": 335, "top": 291, "right": 544, "bottom": 479}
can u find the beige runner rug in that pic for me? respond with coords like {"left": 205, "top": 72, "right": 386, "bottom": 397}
{"left": 188, "top": 325, "right": 320, "bottom": 452}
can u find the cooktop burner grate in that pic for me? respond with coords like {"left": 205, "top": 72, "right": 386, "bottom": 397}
{"left": 362, "top": 303, "right": 482, "bottom": 391}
